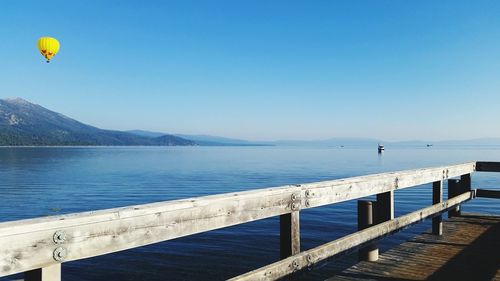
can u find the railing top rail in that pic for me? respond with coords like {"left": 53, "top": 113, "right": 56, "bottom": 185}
{"left": 475, "top": 161, "right": 500, "bottom": 172}
{"left": 0, "top": 161, "right": 476, "bottom": 235}
{"left": 0, "top": 161, "right": 477, "bottom": 277}
{"left": 229, "top": 191, "right": 475, "bottom": 281}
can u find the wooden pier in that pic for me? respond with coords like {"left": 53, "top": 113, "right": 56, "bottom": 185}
{"left": 0, "top": 161, "right": 499, "bottom": 281}
{"left": 327, "top": 214, "right": 500, "bottom": 281}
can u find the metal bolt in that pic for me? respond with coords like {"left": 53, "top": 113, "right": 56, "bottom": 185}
{"left": 305, "top": 200, "right": 310, "bottom": 207}
{"left": 291, "top": 194, "right": 297, "bottom": 201}
{"left": 307, "top": 254, "right": 313, "bottom": 263}
{"left": 292, "top": 260, "right": 300, "bottom": 269}
{"left": 291, "top": 202, "right": 300, "bottom": 211}
{"left": 395, "top": 177, "right": 399, "bottom": 188}
{"left": 53, "top": 247, "right": 67, "bottom": 261}
{"left": 305, "top": 190, "right": 311, "bottom": 197}
{"left": 53, "top": 230, "right": 66, "bottom": 244}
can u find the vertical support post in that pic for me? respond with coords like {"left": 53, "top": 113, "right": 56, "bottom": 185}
{"left": 25, "top": 264, "right": 61, "bottom": 281}
{"left": 432, "top": 180, "right": 443, "bottom": 235}
{"left": 460, "top": 174, "right": 471, "bottom": 193}
{"left": 457, "top": 173, "right": 472, "bottom": 215}
{"left": 376, "top": 191, "right": 394, "bottom": 222}
{"left": 358, "top": 200, "right": 378, "bottom": 261}
{"left": 448, "top": 179, "right": 460, "bottom": 218}
{"left": 280, "top": 211, "right": 300, "bottom": 259}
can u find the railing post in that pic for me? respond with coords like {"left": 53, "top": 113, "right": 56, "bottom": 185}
{"left": 376, "top": 191, "right": 394, "bottom": 222}
{"left": 448, "top": 179, "right": 460, "bottom": 217}
{"left": 448, "top": 174, "right": 471, "bottom": 218}
{"left": 25, "top": 264, "right": 61, "bottom": 281}
{"left": 280, "top": 211, "right": 300, "bottom": 259}
{"left": 460, "top": 174, "right": 471, "bottom": 193}
{"left": 358, "top": 200, "right": 378, "bottom": 261}
{"left": 432, "top": 180, "right": 443, "bottom": 235}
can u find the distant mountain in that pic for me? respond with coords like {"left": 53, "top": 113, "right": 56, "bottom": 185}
{"left": 153, "top": 134, "right": 195, "bottom": 146}
{"left": 126, "top": 130, "right": 166, "bottom": 138}
{"left": 128, "top": 132, "right": 500, "bottom": 148}
{"left": 0, "top": 98, "right": 195, "bottom": 146}
{"left": 432, "top": 138, "right": 500, "bottom": 146}
{"left": 127, "top": 131, "right": 270, "bottom": 146}
{"left": 4, "top": 98, "right": 499, "bottom": 147}
{"left": 269, "top": 137, "right": 382, "bottom": 147}
{"left": 269, "top": 138, "right": 500, "bottom": 147}
{"left": 175, "top": 134, "right": 270, "bottom": 146}
{"left": 384, "top": 138, "right": 500, "bottom": 147}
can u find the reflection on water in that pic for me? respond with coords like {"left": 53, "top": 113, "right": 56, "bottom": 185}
{"left": 0, "top": 146, "right": 499, "bottom": 280}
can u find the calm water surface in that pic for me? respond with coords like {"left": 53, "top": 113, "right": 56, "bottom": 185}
{"left": 1, "top": 146, "right": 499, "bottom": 280}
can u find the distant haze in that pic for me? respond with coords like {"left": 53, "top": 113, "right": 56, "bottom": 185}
{"left": 2, "top": 97, "right": 500, "bottom": 147}
{"left": 2, "top": 1, "right": 500, "bottom": 140}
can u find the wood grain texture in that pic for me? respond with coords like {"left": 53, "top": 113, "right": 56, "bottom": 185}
{"left": 0, "top": 162, "right": 477, "bottom": 278}
{"left": 228, "top": 192, "right": 473, "bottom": 281}
{"left": 280, "top": 211, "right": 300, "bottom": 259}
{"left": 326, "top": 214, "right": 500, "bottom": 281}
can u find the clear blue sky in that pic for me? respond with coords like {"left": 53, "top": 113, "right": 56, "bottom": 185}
{"left": 2, "top": 1, "right": 499, "bottom": 141}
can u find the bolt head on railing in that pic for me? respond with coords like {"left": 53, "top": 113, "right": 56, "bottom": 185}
{"left": 53, "top": 247, "right": 67, "bottom": 261}
{"left": 292, "top": 259, "right": 300, "bottom": 270}
{"left": 53, "top": 230, "right": 67, "bottom": 244}
{"left": 305, "top": 190, "right": 312, "bottom": 197}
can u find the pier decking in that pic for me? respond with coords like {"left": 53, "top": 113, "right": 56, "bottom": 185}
{"left": 0, "top": 161, "right": 499, "bottom": 281}
{"left": 327, "top": 214, "right": 500, "bottom": 281}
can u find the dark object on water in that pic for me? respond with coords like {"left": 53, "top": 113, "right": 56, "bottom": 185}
{"left": 378, "top": 144, "right": 385, "bottom": 153}
{"left": 427, "top": 144, "right": 433, "bottom": 147}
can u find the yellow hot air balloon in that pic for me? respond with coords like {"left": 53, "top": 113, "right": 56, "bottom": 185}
{"left": 37, "top": 37, "right": 60, "bottom": 63}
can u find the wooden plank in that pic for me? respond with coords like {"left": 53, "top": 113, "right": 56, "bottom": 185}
{"left": 280, "top": 211, "right": 300, "bottom": 259}
{"left": 326, "top": 214, "right": 500, "bottom": 281}
{"left": 432, "top": 181, "right": 443, "bottom": 235}
{"left": 228, "top": 191, "right": 473, "bottom": 281}
{"left": 24, "top": 264, "right": 61, "bottom": 281}
{"left": 302, "top": 162, "right": 475, "bottom": 209}
{"left": 0, "top": 162, "right": 476, "bottom": 277}
{"left": 476, "top": 189, "right": 500, "bottom": 199}
{"left": 0, "top": 185, "right": 301, "bottom": 278}
{"left": 476, "top": 161, "right": 500, "bottom": 172}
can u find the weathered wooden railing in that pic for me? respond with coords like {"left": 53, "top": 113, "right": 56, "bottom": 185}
{"left": 1, "top": 161, "right": 499, "bottom": 281}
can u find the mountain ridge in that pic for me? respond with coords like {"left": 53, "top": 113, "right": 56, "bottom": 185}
{"left": 0, "top": 98, "right": 195, "bottom": 146}
{"left": 131, "top": 130, "right": 500, "bottom": 147}
{"left": 3, "top": 98, "right": 500, "bottom": 147}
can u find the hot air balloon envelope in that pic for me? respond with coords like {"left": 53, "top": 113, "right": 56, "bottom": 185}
{"left": 37, "top": 37, "right": 60, "bottom": 63}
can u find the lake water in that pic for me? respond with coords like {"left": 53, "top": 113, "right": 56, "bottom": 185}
{"left": 1, "top": 146, "right": 499, "bottom": 280}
